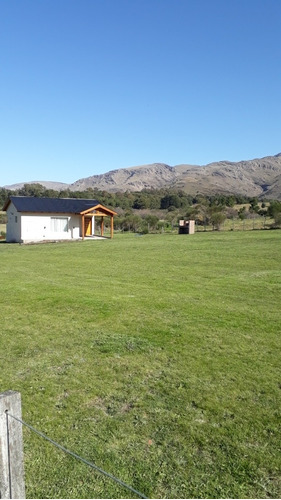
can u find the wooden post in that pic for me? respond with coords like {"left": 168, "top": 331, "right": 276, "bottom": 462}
{"left": 0, "top": 391, "right": 25, "bottom": 499}
{"left": 110, "top": 215, "right": 114, "bottom": 238}
{"left": 101, "top": 217, "right": 104, "bottom": 237}
{"left": 82, "top": 214, "right": 85, "bottom": 240}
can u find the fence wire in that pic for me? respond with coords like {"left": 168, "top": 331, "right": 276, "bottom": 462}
{"left": 7, "top": 412, "right": 148, "bottom": 499}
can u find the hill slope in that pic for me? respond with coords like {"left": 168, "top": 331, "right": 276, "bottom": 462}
{"left": 4, "top": 153, "right": 281, "bottom": 199}
{"left": 68, "top": 153, "right": 281, "bottom": 199}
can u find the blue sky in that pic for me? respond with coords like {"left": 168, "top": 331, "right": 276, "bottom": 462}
{"left": 1, "top": 0, "right": 281, "bottom": 186}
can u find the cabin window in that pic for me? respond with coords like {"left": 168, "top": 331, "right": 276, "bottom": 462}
{"left": 50, "top": 217, "right": 69, "bottom": 233}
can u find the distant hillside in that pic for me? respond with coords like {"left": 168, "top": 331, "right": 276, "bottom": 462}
{"left": 3, "top": 180, "right": 69, "bottom": 191}
{"left": 172, "top": 154, "right": 281, "bottom": 199}
{"left": 3, "top": 153, "right": 281, "bottom": 199}
{"left": 68, "top": 154, "right": 281, "bottom": 199}
{"left": 69, "top": 163, "right": 179, "bottom": 192}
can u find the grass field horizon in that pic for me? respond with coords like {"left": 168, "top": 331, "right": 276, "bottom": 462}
{"left": 1, "top": 231, "right": 280, "bottom": 498}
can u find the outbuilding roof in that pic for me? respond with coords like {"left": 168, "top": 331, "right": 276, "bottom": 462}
{"left": 3, "top": 196, "right": 114, "bottom": 214}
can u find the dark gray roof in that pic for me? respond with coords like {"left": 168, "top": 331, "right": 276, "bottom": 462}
{"left": 4, "top": 196, "right": 101, "bottom": 214}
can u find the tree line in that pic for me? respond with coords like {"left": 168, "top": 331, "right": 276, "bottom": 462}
{"left": 0, "top": 183, "right": 258, "bottom": 210}
{"left": 1, "top": 184, "right": 281, "bottom": 230}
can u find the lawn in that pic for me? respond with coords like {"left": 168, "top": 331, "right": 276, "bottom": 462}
{"left": 0, "top": 231, "right": 280, "bottom": 498}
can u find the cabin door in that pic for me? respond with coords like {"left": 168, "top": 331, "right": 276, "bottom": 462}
{"left": 85, "top": 217, "right": 92, "bottom": 236}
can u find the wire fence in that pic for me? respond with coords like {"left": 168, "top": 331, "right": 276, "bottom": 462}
{"left": 195, "top": 216, "right": 270, "bottom": 232}
{"left": 6, "top": 411, "right": 148, "bottom": 499}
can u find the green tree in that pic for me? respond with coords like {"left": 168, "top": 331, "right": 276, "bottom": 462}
{"left": 238, "top": 206, "right": 247, "bottom": 220}
{"left": 133, "top": 195, "right": 149, "bottom": 209}
{"left": 249, "top": 197, "right": 259, "bottom": 214}
{"left": 0, "top": 212, "right": 7, "bottom": 223}
{"left": 18, "top": 183, "right": 47, "bottom": 197}
{"left": 268, "top": 201, "right": 281, "bottom": 226}
{"left": 210, "top": 211, "right": 226, "bottom": 230}
{"left": 120, "top": 214, "right": 142, "bottom": 232}
{"left": 144, "top": 214, "right": 159, "bottom": 232}
{"left": 160, "top": 193, "right": 181, "bottom": 209}
{"left": 0, "top": 188, "right": 10, "bottom": 207}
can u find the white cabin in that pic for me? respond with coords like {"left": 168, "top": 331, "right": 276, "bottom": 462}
{"left": 3, "top": 196, "right": 117, "bottom": 243}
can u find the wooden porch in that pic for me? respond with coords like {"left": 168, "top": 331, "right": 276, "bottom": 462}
{"left": 80, "top": 204, "right": 117, "bottom": 240}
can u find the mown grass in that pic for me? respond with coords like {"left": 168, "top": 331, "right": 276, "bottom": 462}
{"left": 0, "top": 231, "right": 280, "bottom": 499}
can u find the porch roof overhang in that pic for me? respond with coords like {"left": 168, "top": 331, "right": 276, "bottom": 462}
{"left": 79, "top": 203, "right": 117, "bottom": 217}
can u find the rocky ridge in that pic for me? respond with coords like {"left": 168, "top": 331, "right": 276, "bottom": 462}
{"left": 4, "top": 153, "right": 281, "bottom": 200}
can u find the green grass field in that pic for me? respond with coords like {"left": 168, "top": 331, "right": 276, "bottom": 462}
{"left": 1, "top": 231, "right": 280, "bottom": 499}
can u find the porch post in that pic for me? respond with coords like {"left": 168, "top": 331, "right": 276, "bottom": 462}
{"left": 101, "top": 217, "right": 104, "bottom": 237}
{"left": 110, "top": 215, "right": 114, "bottom": 238}
{"left": 82, "top": 214, "right": 85, "bottom": 240}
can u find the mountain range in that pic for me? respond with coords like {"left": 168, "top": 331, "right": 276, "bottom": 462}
{"left": 4, "top": 153, "right": 281, "bottom": 200}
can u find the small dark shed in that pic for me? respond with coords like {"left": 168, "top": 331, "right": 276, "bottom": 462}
{"left": 178, "top": 220, "right": 195, "bottom": 234}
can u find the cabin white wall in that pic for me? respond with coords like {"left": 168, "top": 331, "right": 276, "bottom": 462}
{"left": 70, "top": 215, "right": 81, "bottom": 238}
{"left": 21, "top": 214, "right": 47, "bottom": 241}
{"left": 6, "top": 203, "right": 22, "bottom": 242}
{"left": 21, "top": 213, "right": 81, "bottom": 242}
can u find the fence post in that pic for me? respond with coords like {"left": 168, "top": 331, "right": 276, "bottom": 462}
{"left": 0, "top": 391, "right": 25, "bottom": 499}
